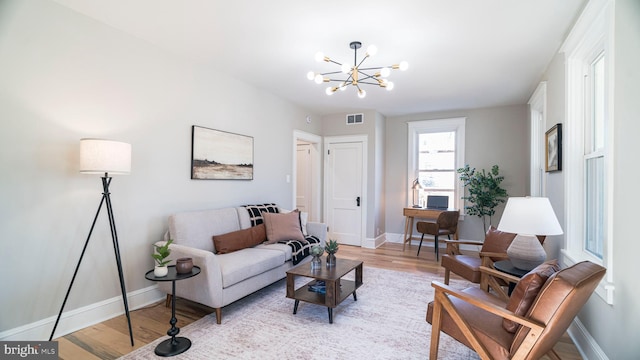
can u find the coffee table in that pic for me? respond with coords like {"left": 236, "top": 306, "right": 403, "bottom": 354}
{"left": 286, "top": 258, "right": 363, "bottom": 323}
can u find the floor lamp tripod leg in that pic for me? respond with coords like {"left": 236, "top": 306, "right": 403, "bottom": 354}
{"left": 103, "top": 176, "right": 135, "bottom": 347}
{"left": 49, "top": 195, "right": 105, "bottom": 341}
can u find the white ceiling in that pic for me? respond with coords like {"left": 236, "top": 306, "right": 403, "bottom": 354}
{"left": 53, "top": 0, "right": 586, "bottom": 117}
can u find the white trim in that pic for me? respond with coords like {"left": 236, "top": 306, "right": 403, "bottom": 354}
{"left": 567, "top": 318, "right": 610, "bottom": 360}
{"left": 528, "top": 81, "right": 547, "bottom": 196}
{"left": 363, "top": 233, "right": 386, "bottom": 249}
{"left": 0, "top": 285, "right": 164, "bottom": 341}
{"left": 407, "top": 117, "right": 466, "bottom": 212}
{"left": 292, "top": 130, "right": 323, "bottom": 222}
{"left": 561, "top": 0, "right": 615, "bottom": 305}
{"left": 323, "top": 135, "right": 368, "bottom": 247}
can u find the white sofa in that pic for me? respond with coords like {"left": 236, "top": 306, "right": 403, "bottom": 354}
{"left": 156, "top": 205, "right": 327, "bottom": 324}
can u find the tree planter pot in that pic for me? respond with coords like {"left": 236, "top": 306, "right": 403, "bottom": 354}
{"left": 154, "top": 265, "right": 168, "bottom": 277}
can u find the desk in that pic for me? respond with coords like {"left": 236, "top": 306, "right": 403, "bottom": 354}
{"left": 402, "top": 207, "right": 459, "bottom": 251}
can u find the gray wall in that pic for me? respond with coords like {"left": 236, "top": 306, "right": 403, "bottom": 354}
{"left": 0, "top": 0, "right": 321, "bottom": 333}
{"left": 385, "top": 105, "right": 529, "bottom": 242}
{"left": 320, "top": 110, "right": 385, "bottom": 240}
{"left": 539, "top": 0, "right": 640, "bottom": 357}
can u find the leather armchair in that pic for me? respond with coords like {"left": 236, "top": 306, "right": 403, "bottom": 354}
{"left": 440, "top": 226, "right": 516, "bottom": 285}
{"left": 427, "top": 261, "right": 606, "bottom": 360}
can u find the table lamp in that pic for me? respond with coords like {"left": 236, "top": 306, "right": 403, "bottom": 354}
{"left": 49, "top": 139, "right": 134, "bottom": 345}
{"left": 412, "top": 178, "right": 423, "bottom": 208}
{"left": 497, "top": 197, "right": 563, "bottom": 270}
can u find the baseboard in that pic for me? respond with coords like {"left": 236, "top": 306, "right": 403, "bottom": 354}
{"left": 363, "top": 233, "right": 386, "bottom": 249}
{"left": 567, "top": 317, "right": 609, "bottom": 360}
{"left": 0, "top": 285, "right": 165, "bottom": 341}
{"left": 385, "top": 232, "right": 481, "bottom": 252}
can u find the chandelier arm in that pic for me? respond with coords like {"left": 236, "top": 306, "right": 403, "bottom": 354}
{"left": 320, "top": 70, "right": 346, "bottom": 76}
{"left": 358, "top": 66, "right": 390, "bottom": 71}
{"left": 359, "top": 81, "right": 383, "bottom": 86}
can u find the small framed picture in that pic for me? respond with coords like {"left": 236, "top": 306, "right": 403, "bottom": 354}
{"left": 545, "top": 124, "right": 562, "bottom": 172}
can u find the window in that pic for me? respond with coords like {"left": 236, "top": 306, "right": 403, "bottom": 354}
{"left": 408, "top": 118, "right": 465, "bottom": 210}
{"left": 561, "top": 0, "right": 614, "bottom": 304}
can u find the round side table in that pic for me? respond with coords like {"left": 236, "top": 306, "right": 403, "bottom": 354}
{"left": 145, "top": 265, "right": 201, "bottom": 357}
{"left": 493, "top": 260, "right": 528, "bottom": 295}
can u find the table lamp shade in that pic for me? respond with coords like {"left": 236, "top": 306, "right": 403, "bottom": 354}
{"left": 498, "top": 197, "right": 563, "bottom": 270}
{"left": 80, "top": 139, "right": 131, "bottom": 175}
{"left": 497, "top": 197, "right": 563, "bottom": 236}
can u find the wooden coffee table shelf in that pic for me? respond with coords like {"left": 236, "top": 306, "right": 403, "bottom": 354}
{"left": 286, "top": 258, "right": 363, "bottom": 324}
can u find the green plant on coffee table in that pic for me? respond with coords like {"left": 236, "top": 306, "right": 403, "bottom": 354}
{"left": 152, "top": 239, "right": 173, "bottom": 266}
{"left": 311, "top": 245, "right": 324, "bottom": 257}
{"left": 325, "top": 239, "right": 339, "bottom": 254}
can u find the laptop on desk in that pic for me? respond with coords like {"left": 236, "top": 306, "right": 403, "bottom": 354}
{"left": 426, "top": 195, "right": 449, "bottom": 210}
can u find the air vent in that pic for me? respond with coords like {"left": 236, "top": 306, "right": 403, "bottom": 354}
{"left": 346, "top": 113, "right": 364, "bottom": 125}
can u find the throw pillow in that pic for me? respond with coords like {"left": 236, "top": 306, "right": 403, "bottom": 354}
{"left": 212, "top": 224, "right": 266, "bottom": 254}
{"left": 263, "top": 211, "right": 306, "bottom": 244}
{"left": 481, "top": 226, "right": 516, "bottom": 261}
{"left": 279, "top": 208, "right": 309, "bottom": 236}
{"left": 502, "top": 259, "right": 560, "bottom": 333}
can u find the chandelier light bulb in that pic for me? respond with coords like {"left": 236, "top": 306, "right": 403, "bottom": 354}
{"left": 326, "top": 87, "right": 335, "bottom": 95}
{"left": 380, "top": 67, "right": 391, "bottom": 77}
{"left": 341, "top": 63, "right": 351, "bottom": 73}
{"left": 314, "top": 74, "right": 324, "bottom": 84}
{"left": 307, "top": 71, "right": 315, "bottom": 80}
{"left": 358, "top": 89, "right": 367, "bottom": 99}
{"left": 399, "top": 61, "right": 409, "bottom": 71}
{"left": 366, "top": 45, "right": 378, "bottom": 57}
{"left": 386, "top": 81, "right": 394, "bottom": 91}
{"left": 315, "top": 51, "right": 325, "bottom": 62}
{"left": 340, "top": 82, "right": 348, "bottom": 91}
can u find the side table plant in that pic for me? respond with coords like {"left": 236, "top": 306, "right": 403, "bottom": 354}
{"left": 152, "top": 239, "right": 173, "bottom": 277}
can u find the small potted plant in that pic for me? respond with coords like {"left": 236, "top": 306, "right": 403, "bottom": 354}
{"left": 152, "top": 239, "right": 173, "bottom": 277}
{"left": 324, "top": 239, "right": 339, "bottom": 267}
{"left": 310, "top": 245, "right": 324, "bottom": 270}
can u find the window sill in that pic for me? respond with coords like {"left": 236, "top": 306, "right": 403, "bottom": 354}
{"left": 561, "top": 249, "right": 614, "bottom": 305}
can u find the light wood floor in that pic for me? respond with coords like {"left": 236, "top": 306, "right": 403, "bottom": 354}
{"left": 56, "top": 242, "right": 582, "bottom": 359}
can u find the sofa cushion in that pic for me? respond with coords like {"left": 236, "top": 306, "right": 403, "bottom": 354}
{"left": 279, "top": 208, "right": 308, "bottom": 236}
{"left": 212, "top": 224, "right": 266, "bottom": 254}
{"left": 503, "top": 259, "right": 560, "bottom": 333}
{"left": 216, "top": 248, "right": 286, "bottom": 288}
{"left": 255, "top": 243, "right": 293, "bottom": 261}
{"left": 263, "top": 211, "right": 306, "bottom": 244}
{"left": 169, "top": 208, "right": 242, "bottom": 253}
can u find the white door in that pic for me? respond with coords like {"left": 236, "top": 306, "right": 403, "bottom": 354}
{"left": 296, "top": 143, "right": 311, "bottom": 214}
{"left": 325, "top": 139, "right": 365, "bottom": 246}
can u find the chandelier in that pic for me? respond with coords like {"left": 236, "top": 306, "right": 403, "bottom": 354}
{"left": 307, "top": 41, "right": 408, "bottom": 99}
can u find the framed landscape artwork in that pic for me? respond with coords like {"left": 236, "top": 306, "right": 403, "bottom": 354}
{"left": 545, "top": 123, "right": 562, "bottom": 172}
{"left": 191, "top": 125, "right": 254, "bottom": 180}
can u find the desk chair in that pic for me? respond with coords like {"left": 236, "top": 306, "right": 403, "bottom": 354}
{"left": 416, "top": 210, "right": 459, "bottom": 260}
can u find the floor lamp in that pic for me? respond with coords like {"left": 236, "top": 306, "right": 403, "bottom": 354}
{"left": 49, "top": 139, "right": 134, "bottom": 346}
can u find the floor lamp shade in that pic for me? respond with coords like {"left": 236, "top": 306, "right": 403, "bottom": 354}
{"left": 80, "top": 139, "right": 131, "bottom": 175}
{"left": 497, "top": 197, "right": 563, "bottom": 270}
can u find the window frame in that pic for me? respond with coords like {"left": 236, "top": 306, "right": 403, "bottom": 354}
{"left": 560, "top": 0, "right": 614, "bottom": 305}
{"left": 407, "top": 117, "right": 466, "bottom": 212}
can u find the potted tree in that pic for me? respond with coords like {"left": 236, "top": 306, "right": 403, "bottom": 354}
{"left": 457, "top": 164, "right": 508, "bottom": 233}
{"left": 152, "top": 239, "right": 173, "bottom": 277}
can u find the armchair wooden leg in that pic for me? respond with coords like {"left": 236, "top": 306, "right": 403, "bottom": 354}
{"left": 214, "top": 307, "right": 222, "bottom": 324}
{"left": 417, "top": 234, "right": 425, "bottom": 256}
{"left": 444, "top": 269, "right": 451, "bottom": 285}
{"left": 165, "top": 294, "right": 172, "bottom": 308}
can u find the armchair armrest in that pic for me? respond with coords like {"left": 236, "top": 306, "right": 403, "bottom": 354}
{"left": 443, "top": 239, "right": 483, "bottom": 255}
{"left": 479, "top": 251, "right": 509, "bottom": 260}
{"left": 430, "top": 280, "right": 544, "bottom": 332}
{"left": 479, "top": 265, "right": 519, "bottom": 301}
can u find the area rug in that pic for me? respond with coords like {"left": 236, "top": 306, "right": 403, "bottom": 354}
{"left": 119, "top": 266, "right": 479, "bottom": 360}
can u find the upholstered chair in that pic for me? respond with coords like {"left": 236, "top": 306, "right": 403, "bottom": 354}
{"left": 415, "top": 210, "right": 459, "bottom": 260}
{"left": 427, "top": 261, "right": 606, "bottom": 360}
{"left": 440, "top": 226, "right": 516, "bottom": 285}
